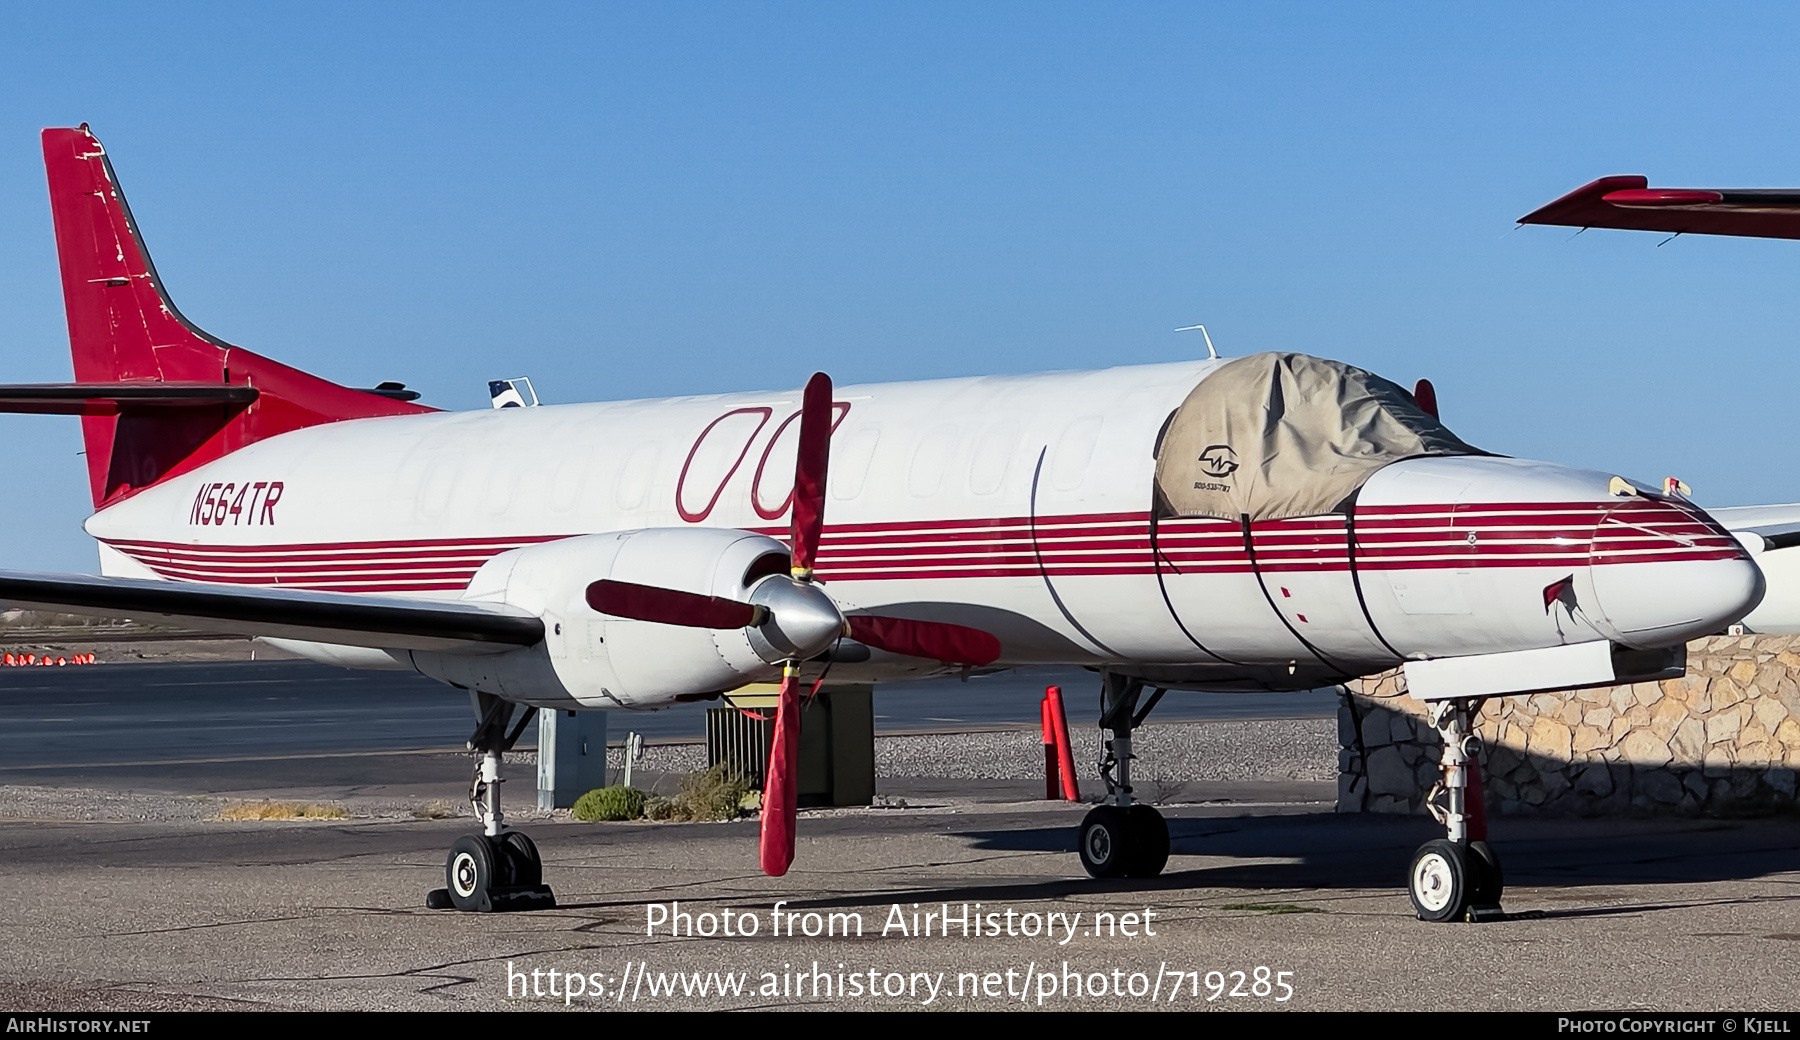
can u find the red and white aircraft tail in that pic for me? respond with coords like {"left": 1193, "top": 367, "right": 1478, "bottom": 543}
{"left": 27, "top": 124, "right": 431, "bottom": 509}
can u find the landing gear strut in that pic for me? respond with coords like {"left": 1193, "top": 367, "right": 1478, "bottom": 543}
{"left": 1078, "top": 674, "right": 1170, "bottom": 879}
{"left": 426, "top": 692, "right": 556, "bottom": 912}
{"left": 1407, "top": 697, "right": 1504, "bottom": 922}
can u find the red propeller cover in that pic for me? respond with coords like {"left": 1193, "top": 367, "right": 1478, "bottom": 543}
{"left": 586, "top": 580, "right": 759, "bottom": 630}
{"left": 846, "top": 615, "right": 1002, "bottom": 666}
{"left": 758, "top": 667, "right": 801, "bottom": 877}
{"left": 789, "top": 372, "right": 832, "bottom": 576}
{"left": 1412, "top": 378, "right": 1438, "bottom": 419}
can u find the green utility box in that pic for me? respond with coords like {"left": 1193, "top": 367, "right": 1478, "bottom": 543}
{"left": 705, "top": 685, "right": 873, "bottom": 807}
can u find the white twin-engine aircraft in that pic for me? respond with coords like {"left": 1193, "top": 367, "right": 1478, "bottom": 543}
{"left": 0, "top": 126, "right": 1765, "bottom": 920}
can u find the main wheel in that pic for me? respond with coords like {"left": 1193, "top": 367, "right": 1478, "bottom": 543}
{"left": 1468, "top": 839, "right": 1504, "bottom": 906}
{"left": 1078, "top": 806, "right": 1130, "bottom": 879}
{"left": 1408, "top": 839, "right": 1472, "bottom": 922}
{"left": 1125, "top": 804, "right": 1169, "bottom": 878}
{"left": 446, "top": 834, "right": 498, "bottom": 912}
{"left": 500, "top": 831, "right": 542, "bottom": 888}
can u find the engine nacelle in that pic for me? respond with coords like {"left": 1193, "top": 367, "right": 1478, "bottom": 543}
{"left": 410, "top": 528, "right": 791, "bottom": 709}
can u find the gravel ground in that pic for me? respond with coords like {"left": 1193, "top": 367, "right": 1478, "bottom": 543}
{"left": 874, "top": 719, "right": 1334, "bottom": 783}
{"left": 0, "top": 785, "right": 222, "bottom": 823}
{"left": 617, "top": 717, "right": 1335, "bottom": 784}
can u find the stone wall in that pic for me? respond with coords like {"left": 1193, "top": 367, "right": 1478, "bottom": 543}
{"left": 1338, "top": 635, "right": 1800, "bottom": 817}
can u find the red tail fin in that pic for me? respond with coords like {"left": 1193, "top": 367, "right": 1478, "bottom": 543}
{"left": 41, "top": 125, "right": 433, "bottom": 508}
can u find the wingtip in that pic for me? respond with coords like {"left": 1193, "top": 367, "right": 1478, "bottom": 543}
{"left": 1518, "top": 175, "right": 1648, "bottom": 226}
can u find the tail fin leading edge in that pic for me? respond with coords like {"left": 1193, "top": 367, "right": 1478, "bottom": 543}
{"left": 39, "top": 125, "right": 434, "bottom": 507}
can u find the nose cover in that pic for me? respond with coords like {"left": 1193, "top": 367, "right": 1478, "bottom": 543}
{"left": 1586, "top": 496, "right": 1763, "bottom": 647}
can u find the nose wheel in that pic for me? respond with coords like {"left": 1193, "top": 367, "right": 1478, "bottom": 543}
{"left": 1408, "top": 698, "right": 1505, "bottom": 922}
{"left": 1406, "top": 837, "right": 1505, "bottom": 921}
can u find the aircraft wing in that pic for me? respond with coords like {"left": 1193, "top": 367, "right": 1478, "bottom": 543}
{"left": 1708, "top": 505, "right": 1800, "bottom": 550}
{"left": 1519, "top": 176, "right": 1800, "bottom": 240}
{"left": 0, "top": 570, "right": 543, "bottom": 653}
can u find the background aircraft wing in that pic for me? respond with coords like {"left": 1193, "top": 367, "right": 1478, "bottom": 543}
{"left": 0, "top": 571, "right": 543, "bottom": 653}
{"left": 1519, "top": 176, "right": 1800, "bottom": 240}
{"left": 1709, "top": 505, "right": 1800, "bottom": 550}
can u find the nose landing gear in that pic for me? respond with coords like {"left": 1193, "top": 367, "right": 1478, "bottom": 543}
{"left": 1078, "top": 675, "right": 1170, "bottom": 879}
{"left": 1406, "top": 697, "right": 1504, "bottom": 922}
{"left": 426, "top": 693, "right": 557, "bottom": 913}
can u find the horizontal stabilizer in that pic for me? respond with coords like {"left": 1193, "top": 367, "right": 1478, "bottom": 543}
{"left": 0, "top": 571, "right": 543, "bottom": 653}
{"left": 0, "top": 382, "right": 259, "bottom": 416}
{"left": 1520, "top": 176, "right": 1800, "bottom": 239}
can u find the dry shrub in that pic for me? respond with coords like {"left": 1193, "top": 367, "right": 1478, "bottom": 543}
{"left": 648, "top": 765, "right": 753, "bottom": 822}
{"left": 214, "top": 800, "right": 347, "bottom": 821}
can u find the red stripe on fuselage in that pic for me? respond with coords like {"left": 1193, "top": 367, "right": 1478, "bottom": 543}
{"left": 99, "top": 501, "right": 1741, "bottom": 592}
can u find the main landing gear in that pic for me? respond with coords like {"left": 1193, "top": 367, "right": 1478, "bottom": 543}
{"left": 426, "top": 692, "right": 557, "bottom": 913}
{"left": 1078, "top": 674, "right": 1170, "bottom": 879}
{"left": 1407, "top": 697, "right": 1504, "bottom": 922}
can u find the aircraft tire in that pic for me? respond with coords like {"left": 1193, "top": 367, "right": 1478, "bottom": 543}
{"left": 1407, "top": 839, "right": 1472, "bottom": 922}
{"left": 1078, "top": 806, "right": 1130, "bottom": 879}
{"left": 501, "top": 831, "right": 543, "bottom": 889}
{"left": 446, "top": 834, "right": 498, "bottom": 912}
{"left": 1124, "top": 804, "right": 1169, "bottom": 878}
{"left": 1468, "top": 839, "right": 1503, "bottom": 906}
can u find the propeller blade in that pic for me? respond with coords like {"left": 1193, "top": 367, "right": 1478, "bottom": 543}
{"left": 789, "top": 372, "right": 832, "bottom": 578}
{"left": 586, "top": 579, "right": 760, "bottom": 629}
{"left": 758, "top": 664, "right": 802, "bottom": 877}
{"left": 1412, "top": 377, "right": 1439, "bottom": 419}
{"left": 846, "top": 615, "right": 1003, "bottom": 667}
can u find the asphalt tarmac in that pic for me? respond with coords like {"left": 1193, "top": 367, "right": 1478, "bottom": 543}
{"left": 1, "top": 803, "right": 1797, "bottom": 1011}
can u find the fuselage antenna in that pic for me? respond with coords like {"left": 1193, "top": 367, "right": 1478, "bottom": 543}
{"left": 1174, "top": 324, "right": 1219, "bottom": 360}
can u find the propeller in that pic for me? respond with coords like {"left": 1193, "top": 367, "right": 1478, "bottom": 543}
{"left": 1412, "top": 378, "right": 1439, "bottom": 419}
{"left": 585, "top": 580, "right": 1001, "bottom": 667}
{"left": 584, "top": 371, "right": 1001, "bottom": 877}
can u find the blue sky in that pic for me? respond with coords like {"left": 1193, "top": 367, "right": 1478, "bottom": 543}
{"left": 2, "top": 3, "right": 1798, "bottom": 570}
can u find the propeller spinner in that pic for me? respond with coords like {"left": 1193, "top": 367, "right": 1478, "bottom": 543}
{"left": 584, "top": 372, "right": 1000, "bottom": 877}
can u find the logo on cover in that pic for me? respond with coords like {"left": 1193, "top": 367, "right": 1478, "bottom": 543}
{"left": 1198, "top": 444, "right": 1239, "bottom": 479}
